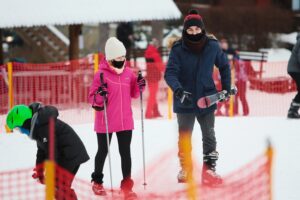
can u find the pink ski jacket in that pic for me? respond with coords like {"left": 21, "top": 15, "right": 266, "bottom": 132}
{"left": 88, "top": 59, "right": 142, "bottom": 133}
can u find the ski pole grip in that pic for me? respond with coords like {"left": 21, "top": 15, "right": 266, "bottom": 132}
{"left": 100, "top": 72, "right": 104, "bottom": 84}
{"left": 138, "top": 70, "right": 142, "bottom": 80}
{"left": 138, "top": 70, "right": 143, "bottom": 91}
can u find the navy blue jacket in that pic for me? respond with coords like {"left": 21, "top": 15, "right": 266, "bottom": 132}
{"left": 164, "top": 38, "right": 231, "bottom": 115}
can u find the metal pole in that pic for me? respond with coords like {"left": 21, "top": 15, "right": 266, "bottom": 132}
{"left": 100, "top": 73, "right": 114, "bottom": 193}
{"left": 138, "top": 71, "right": 147, "bottom": 188}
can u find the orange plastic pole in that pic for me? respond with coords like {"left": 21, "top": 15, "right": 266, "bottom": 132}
{"left": 45, "top": 118, "right": 55, "bottom": 200}
{"left": 45, "top": 161, "right": 55, "bottom": 200}
{"left": 266, "top": 139, "right": 274, "bottom": 200}
{"left": 5, "top": 62, "right": 13, "bottom": 133}
{"left": 229, "top": 60, "right": 235, "bottom": 117}
{"left": 94, "top": 53, "right": 99, "bottom": 73}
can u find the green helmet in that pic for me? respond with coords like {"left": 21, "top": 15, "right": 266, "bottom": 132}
{"left": 6, "top": 105, "right": 32, "bottom": 129}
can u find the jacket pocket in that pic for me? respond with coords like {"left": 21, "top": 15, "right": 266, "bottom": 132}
{"left": 203, "top": 84, "right": 217, "bottom": 96}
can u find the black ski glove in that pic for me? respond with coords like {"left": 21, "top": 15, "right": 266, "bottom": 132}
{"left": 97, "top": 83, "right": 108, "bottom": 97}
{"left": 219, "top": 90, "right": 230, "bottom": 102}
{"left": 137, "top": 71, "right": 146, "bottom": 89}
{"left": 175, "top": 88, "right": 193, "bottom": 106}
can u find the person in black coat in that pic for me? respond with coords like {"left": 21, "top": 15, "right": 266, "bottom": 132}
{"left": 6, "top": 102, "right": 90, "bottom": 199}
{"left": 287, "top": 33, "right": 300, "bottom": 119}
{"left": 116, "top": 22, "right": 134, "bottom": 61}
{"left": 164, "top": 10, "right": 231, "bottom": 186}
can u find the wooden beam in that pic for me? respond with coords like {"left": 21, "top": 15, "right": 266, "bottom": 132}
{"left": 69, "top": 24, "right": 82, "bottom": 60}
{"left": 0, "top": 29, "right": 3, "bottom": 65}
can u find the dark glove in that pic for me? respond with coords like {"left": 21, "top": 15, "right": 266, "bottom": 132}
{"left": 32, "top": 167, "right": 44, "bottom": 184}
{"left": 137, "top": 72, "right": 146, "bottom": 89}
{"left": 219, "top": 86, "right": 237, "bottom": 102}
{"left": 175, "top": 88, "right": 193, "bottom": 106}
{"left": 219, "top": 90, "right": 230, "bottom": 102}
{"left": 97, "top": 83, "right": 108, "bottom": 96}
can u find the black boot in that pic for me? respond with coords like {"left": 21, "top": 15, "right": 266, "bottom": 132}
{"left": 202, "top": 151, "right": 223, "bottom": 186}
{"left": 287, "top": 101, "right": 300, "bottom": 119}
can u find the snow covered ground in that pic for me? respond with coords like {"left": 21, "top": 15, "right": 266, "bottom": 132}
{"left": 0, "top": 117, "right": 300, "bottom": 200}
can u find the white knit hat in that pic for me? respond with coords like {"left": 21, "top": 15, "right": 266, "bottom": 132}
{"left": 105, "top": 37, "right": 126, "bottom": 60}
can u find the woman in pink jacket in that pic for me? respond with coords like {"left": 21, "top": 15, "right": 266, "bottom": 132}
{"left": 89, "top": 37, "right": 145, "bottom": 198}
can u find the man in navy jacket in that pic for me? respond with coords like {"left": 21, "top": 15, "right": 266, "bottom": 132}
{"left": 164, "top": 9, "right": 231, "bottom": 186}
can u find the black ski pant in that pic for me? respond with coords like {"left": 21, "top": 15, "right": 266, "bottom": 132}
{"left": 289, "top": 72, "right": 300, "bottom": 103}
{"left": 93, "top": 130, "right": 132, "bottom": 184}
{"left": 177, "top": 112, "right": 216, "bottom": 170}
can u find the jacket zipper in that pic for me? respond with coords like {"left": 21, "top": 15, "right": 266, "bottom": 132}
{"left": 119, "top": 76, "right": 124, "bottom": 130}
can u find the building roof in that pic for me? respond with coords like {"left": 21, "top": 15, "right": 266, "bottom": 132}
{"left": 0, "top": 0, "right": 181, "bottom": 28}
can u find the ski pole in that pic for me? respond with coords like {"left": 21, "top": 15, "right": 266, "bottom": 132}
{"left": 100, "top": 73, "right": 114, "bottom": 193}
{"left": 138, "top": 70, "right": 147, "bottom": 188}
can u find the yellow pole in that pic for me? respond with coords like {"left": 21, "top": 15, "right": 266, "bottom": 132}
{"left": 180, "top": 134, "right": 197, "bottom": 200}
{"left": 228, "top": 60, "right": 235, "bottom": 117}
{"left": 93, "top": 53, "right": 99, "bottom": 119}
{"left": 45, "top": 161, "right": 55, "bottom": 200}
{"left": 5, "top": 62, "right": 13, "bottom": 133}
{"left": 266, "top": 139, "right": 274, "bottom": 200}
{"left": 167, "top": 87, "right": 173, "bottom": 120}
{"left": 94, "top": 53, "right": 99, "bottom": 73}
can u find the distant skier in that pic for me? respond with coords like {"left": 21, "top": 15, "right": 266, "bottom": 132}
{"left": 89, "top": 37, "right": 145, "bottom": 199}
{"left": 6, "top": 102, "right": 90, "bottom": 199}
{"left": 144, "top": 38, "right": 165, "bottom": 119}
{"left": 287, "top": 33, "right": 300, "bottom": 119}
{"left": 164, "top": 9, "right": 231, "bottom": 186}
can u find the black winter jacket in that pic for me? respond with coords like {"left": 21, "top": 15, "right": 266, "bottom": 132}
{"left": 165, "top": 38, "right": 231, "bottom": 115}
{"left": 28, "top": 103, "right": 89, "bottom": 170}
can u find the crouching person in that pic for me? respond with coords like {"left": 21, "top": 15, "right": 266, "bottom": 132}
{"left": 6, "top": 102, "right": 90, "bottom": 200}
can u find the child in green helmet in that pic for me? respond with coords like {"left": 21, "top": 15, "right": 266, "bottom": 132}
{"left": 6, "top": 102, "right": 90, "bottom": 200}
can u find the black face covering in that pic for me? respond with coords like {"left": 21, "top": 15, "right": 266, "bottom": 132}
{"left": 185, "top": 32, "right": 205, "bottom": 42}
{"left": 112, "top": 60, "right": 125, "bottom": 69}
{"left": 182, "top": 30, "right": 208, "bottom": 53}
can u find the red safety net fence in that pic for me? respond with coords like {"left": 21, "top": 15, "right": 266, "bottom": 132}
{"left": 0, "top": 147, "right": 272, "bottom": 200}
{"left": 0, "top": 55, "right": 99, "bottom": 126}
{"left": 0, "top": 56, "right": 297, "bottom": 127}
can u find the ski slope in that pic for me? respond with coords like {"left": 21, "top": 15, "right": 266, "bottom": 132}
{"left": 0, "top": 117, "right": 300, "bottom": 200}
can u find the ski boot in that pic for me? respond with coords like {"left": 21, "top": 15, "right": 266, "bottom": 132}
{"left": 120, "top": 178, "right": 138, "bottom": 200}
{"left": 92, "top": 182, "right": 107, "bottom": 196}
{"left": 122, "top": 190, "right": 138, "bottom": 200}
{"left": 177, "top": 169, "right": 193, "bottom": 183}
{"left": 288, "top": 101, "right": 300, "bottom": 119}
{"left": 202, "top": 151, "right": 223, "bottom": 187}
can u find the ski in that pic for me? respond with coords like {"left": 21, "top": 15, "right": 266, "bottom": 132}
{"left": 197, "top": 86, "right": 238, "bottom": 108}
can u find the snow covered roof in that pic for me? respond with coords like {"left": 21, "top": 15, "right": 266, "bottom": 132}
{"left": 277, "top": 32, "right": 298, "bottom": 45}
{"left": 0, "top": 0, "right": 181, "bottom": 28}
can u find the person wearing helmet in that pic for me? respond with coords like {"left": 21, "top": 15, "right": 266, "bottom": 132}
{"left": 6, "top": 102, "right": 89, "bottom": 199}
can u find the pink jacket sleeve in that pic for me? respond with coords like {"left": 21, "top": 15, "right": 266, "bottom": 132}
{"left": 88, "top": 71, "right": 104, "bottom": 107}
{"left": 130, "top": 72, "right": 144, "bottom": 98}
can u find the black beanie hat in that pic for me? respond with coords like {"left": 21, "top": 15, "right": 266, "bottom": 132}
{"left": 183, "top": 9, "right": 205, "bottom": 31}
